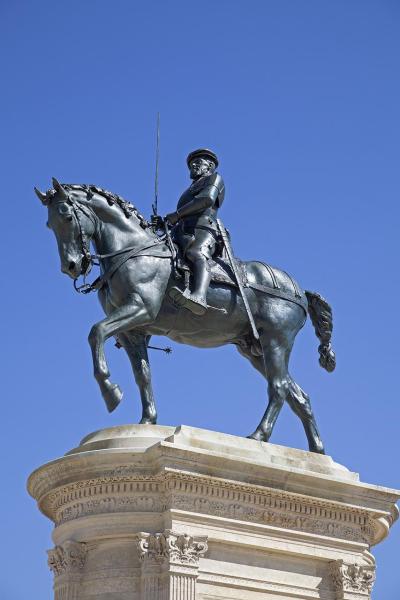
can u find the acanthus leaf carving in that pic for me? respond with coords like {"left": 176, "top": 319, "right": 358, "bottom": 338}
{"left": 47, "top": 541, "right": 87, "bottom": 577}
{"left": 330, "top": 560, "right": 376, "bottom": 594}
{"left": 138, "top": 531, "right": 208, "bottom": 567}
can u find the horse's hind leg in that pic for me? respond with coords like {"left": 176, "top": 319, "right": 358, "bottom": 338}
{"left": 236, "top": 344, "right": 266, "bottom": 378}
{"left": 118, "top": 332, "right": 157, "bottom": 424}
{"left": 240, "top": 334, "right": 325, "bottom": 453}
{"left": 238, "top": 341, "right": 288, "bottom": 443}
{"left": 285, "top": 377, "right": 325, "bottom": 454}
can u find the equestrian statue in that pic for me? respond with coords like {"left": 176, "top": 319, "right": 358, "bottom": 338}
{"left": 34, "top": 148, "right": 336, "bottom": 454}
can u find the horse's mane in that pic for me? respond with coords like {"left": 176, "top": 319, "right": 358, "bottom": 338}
{"left": 60, "top": 183, "right": 149, "bottom": 229}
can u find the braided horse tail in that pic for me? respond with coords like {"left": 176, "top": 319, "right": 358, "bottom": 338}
{"left": 305, "top": 291, "right": 336, "bottom": 372}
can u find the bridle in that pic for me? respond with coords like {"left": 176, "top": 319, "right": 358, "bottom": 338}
{"left": 40, "top": 182, "right": 174, "bottom": 354}
{"left": 67, "top": 193, "right": 169, "bottom": 295}
{"left": 68, "top": 198, "right": 100, "bottom": 293}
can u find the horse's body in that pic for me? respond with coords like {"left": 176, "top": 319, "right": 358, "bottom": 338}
{"left": 38, "top": 181, "right": 335, "bottom": 453}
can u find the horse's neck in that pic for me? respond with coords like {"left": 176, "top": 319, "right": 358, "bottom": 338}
{"left": 92, "top": 207, "right": 153, "bottom": 256}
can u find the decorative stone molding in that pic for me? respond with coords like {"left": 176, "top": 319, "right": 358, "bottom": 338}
{"left": 166, "top": 476, "right": 373, "bottom": 543}
{"left": 137, "top": 531, "right": 207, "bottom": 599}
{"left": 47, "top": 541, "right": 87, "bottom": 577}
{"left": 138, "top": 531, "right": 208, "bottom": 566}
{"left": 47, "top": 541, "right": 87, "bottom": 600}
{"left": 330, "top": 560, "right": 376, "bottom": 596}
{"left": 39, "top": 469, "right": 375, "bottom": 545}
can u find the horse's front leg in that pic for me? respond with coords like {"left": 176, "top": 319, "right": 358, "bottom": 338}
{"left": 88, "top": 300, "right": 154, "bottom": 412}
{"left": 118, "top": 332, "right": 157, "bottom": 424}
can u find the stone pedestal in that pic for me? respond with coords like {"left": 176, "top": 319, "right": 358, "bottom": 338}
{"left": 28, "top": 425, "right": 399, "bottom": 599}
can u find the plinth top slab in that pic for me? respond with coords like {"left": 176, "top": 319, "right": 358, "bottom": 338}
{"left": 69, "top": 424, "right": 356, "bottom": 481}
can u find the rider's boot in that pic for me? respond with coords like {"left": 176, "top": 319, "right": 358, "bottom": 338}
{"left": 183, "top": 258, "right": 211, "bottom": 315}
{"left": 169, "top": 258, "right": 211, "bottom": 316}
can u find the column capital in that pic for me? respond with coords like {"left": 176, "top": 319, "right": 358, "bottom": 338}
{"left": 47, "top": 541, "right": 87, "bottom": 577}
{"left": 138, "top": 530, "right": 208, "bottom": 567}
{"left": 330, "top": 560, "right": 376, "bottom": 596}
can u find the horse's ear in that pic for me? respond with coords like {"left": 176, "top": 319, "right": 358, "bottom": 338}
{"left": 52, "top": 177, "right": 69, "bottom": 200}
{"left": 34, "top": 187, "right": 48, "bottom": 205}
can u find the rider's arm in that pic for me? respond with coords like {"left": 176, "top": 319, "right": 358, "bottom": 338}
{"left": 176, "top": 174, "right": 223, "bottom": 219}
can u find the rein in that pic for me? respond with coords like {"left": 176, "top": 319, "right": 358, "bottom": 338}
{"left": 70, "top": 196, "right": 306, "bottom": 315}
{"left": 75, "top": 239, "right": 167, "bottom": 294}
{"left": 70, "top": 198, "right": 166, "bottom": 295}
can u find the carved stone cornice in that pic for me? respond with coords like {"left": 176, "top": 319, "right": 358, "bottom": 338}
{"left": 138, "top": 531, "right": 208, "bottom": 567}
{"left": 36, "top": 469, "right": 378, "bottom": 545}
{"left": 47, "top": 541, "right": 87, "bottom": 577}
{"left": 330, "top": 560, "right": 376, "bottom": 595}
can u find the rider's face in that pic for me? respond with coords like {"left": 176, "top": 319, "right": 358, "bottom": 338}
{"left": 189, "top": 158, "right": 213, "bottom": 179}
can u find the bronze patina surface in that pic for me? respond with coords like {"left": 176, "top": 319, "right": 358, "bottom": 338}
{"left": 35, "top": 152, "right": 335, "bottom": 453}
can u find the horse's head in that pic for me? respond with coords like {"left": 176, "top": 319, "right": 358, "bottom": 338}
{"left": 35, "top": 178, "right": 96, "bottom": 279}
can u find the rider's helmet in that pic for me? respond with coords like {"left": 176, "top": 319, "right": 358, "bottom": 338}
{"left": 186, "top": 148, "right": 219, "bottom": 168}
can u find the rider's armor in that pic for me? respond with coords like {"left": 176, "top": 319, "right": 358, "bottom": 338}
{"left": 171, "top": 172, "right": 225, "bottom": 314}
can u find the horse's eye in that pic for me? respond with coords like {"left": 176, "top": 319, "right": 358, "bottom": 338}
{"left": 58, "top": 204, "right": 73, "bottom": 220}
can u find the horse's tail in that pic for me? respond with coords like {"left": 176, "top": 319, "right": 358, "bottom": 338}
{"left": 305, "top": 291, "right": 336, "bottom": 373}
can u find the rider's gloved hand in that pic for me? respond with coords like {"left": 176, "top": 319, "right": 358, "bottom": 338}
{"left": 165, "top": 211, "right": 180, "bottom": 225}
{"left": 150, "top": 215, "right": 164, "bottom": 230}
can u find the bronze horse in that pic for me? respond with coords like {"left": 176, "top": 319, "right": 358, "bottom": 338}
{"left": 35, "top": 179, "right": 335, "bottom": 453}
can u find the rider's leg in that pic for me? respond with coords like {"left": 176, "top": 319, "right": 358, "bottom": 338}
{"left": 188, "top": 255, "right": 212, "bottom": 304}
{"left": 185, "top": 230, "right": 215, "bottom": 309}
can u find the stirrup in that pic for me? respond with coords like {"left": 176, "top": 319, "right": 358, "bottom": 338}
{"left": 168, "top": 286, "right": 187, "bottom": 308}
{"left": 183, "top": 293, "right": 207, "bottom": 316}
{"left": 169, "top": 287, "right": 207, "bottom": 316}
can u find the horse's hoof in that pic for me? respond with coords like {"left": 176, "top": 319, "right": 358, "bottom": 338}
{"left": 103, "top": 384, "right": 123, "bottom": 413}
{"left": 139, "top": 417, "right": 157, "bottom": 425}
{"left": 247, "top": 430, "right": 266, "bottom": 442}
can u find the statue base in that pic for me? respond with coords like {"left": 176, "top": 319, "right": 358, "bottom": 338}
{"left": 28, "top": 425, "right": 399, "bottom": 599}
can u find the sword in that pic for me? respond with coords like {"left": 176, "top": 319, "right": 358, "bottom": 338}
{"left": 217, "top": 219, "right": 259, "bottom": 340}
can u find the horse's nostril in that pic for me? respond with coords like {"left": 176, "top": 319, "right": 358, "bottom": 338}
{"left": 69, "top": 261, "right": 76, "bottom": 271}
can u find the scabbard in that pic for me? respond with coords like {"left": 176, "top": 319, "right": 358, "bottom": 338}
{"left": 216, "top": 220, "right": 259, "bottom": 340}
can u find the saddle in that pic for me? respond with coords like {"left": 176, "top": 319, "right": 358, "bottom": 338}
{"left": 170, "top": 239, "right": 308, "bottom": 313}
{"left": 174, "top": 248, "right": 246, "bottom": 289}
{"left": 132, "top": 232, "right": 308, "bottom": 314}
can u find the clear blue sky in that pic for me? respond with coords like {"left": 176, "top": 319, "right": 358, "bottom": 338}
{"left": 1, "top": 1, "right": 399, "bottom": 598}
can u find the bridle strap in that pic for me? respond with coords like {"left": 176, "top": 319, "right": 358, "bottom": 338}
{"left": 70, "top": 201, "right": 96, "bottom": 276}
{"left": 70, "top": 199, "right": 168, "bottom": 294}
{"left": 83, "top": 239, "right": 167, "bottom": 294}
